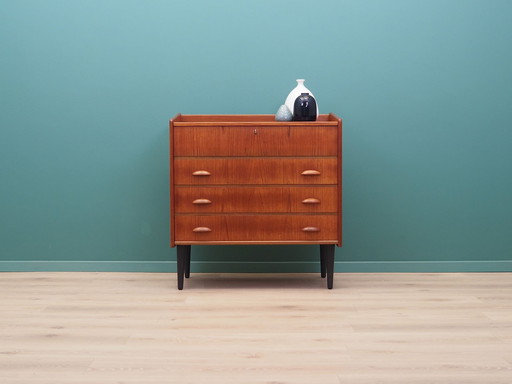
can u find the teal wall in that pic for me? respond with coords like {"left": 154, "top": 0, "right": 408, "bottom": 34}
{"left": 1, "top": 0, "right": 512, "bottom": 273}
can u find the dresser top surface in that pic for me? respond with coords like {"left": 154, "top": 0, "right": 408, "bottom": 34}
{"left": 170, "top": 113, "right": 341, "bottom": 126}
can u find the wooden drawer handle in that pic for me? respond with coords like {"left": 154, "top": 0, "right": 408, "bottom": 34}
{"left": 192, "top": 199, "right": 212, "bottom": 205}
{"left": 192, "top": 170, "right": 211, "bottom": 176}
{"left": 301, "top": 170, "right": 321, "bottom": 176}
{"left": 192, "top": 227, "right": 212, "bottom": 233}
{"left": 302, "top": 226, "right": 320, "bottom": 232}
{"left": 302, "top": 198, "right": 320, "bottom": 204}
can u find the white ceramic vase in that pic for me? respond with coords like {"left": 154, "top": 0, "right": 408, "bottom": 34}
{"left": 285, "top": 79, "right": 319, "bottom": 118}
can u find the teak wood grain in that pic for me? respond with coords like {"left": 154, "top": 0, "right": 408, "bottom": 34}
{"left": 174, "top": 125, "right": 338, "bottom": 156}
{"left": 174, "top": 186, "right": 338, "bottom": 213}
{"left": 169, "top": 114, "right": 342, "bottom": 288}
{"left": 174, "top": 113, "right": 339, "bottom": 123}
{"left": 173, "top": 158, "right": 338, "bottom": 185}
{"left": 174, "top": 214, "right": 338, "bottom": 244}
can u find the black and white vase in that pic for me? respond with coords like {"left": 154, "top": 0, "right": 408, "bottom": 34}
{"left": 284, "top": 79, "right": 319, "bottom": 118}
{"left": 293, "top": 93, "right": 317, "bottom": 121}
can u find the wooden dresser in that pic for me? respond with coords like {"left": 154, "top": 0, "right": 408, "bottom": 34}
{"left": 169, "top": 114, "right": 342, "bottom": 289}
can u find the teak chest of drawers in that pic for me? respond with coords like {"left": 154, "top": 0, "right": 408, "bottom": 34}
{"left": 169, "top": 114, "right": 342, "bottom": 289}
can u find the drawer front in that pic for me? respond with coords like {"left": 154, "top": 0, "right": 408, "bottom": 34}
{"left": 174, "top": 125, "right": 338, "bottom": 156}
{"left": 174, "top": 158, "right": 338, "bottom": 185}
{"left": 174, "top": 214, "right": 338, "bottom": 243}
{"left": 174, "top": 186, "right": 338, "bottom": 213}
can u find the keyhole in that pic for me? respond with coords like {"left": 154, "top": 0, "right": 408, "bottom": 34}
{"left": 253, "top": 129, "right": 258, "bottom": 135}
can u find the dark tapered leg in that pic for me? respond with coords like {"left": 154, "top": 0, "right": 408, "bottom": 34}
{"left": 319, "top": 245, "right": 326, "bottom": 278}
{"left": 177, "top": 245, "right": 190, "bottom": 290}
{"left": 184, "top": 245, "right": 191, "bottom": 278}
{"left": 320, "top": 244, "right": 335, "bottom": 289}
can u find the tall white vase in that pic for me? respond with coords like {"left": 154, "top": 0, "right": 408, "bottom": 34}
{"left": 285, "top": 79, "right": 319, "bottom": 118}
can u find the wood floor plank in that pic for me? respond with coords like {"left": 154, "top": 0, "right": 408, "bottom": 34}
{"left": 1, "top": 272, "right": 511, "bottom": 383}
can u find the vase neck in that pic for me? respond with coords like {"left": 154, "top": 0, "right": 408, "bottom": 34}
{"left": 296, "top": 79, "right": 305, "bottom": 86}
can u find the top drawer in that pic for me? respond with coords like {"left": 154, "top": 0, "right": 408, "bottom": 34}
{"left": 173, "top": 125, "right": 338, "bottom": 156}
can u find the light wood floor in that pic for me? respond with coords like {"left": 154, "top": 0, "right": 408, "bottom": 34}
{"left": 1, "top": 272, "right": 511, "bottom": 383}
